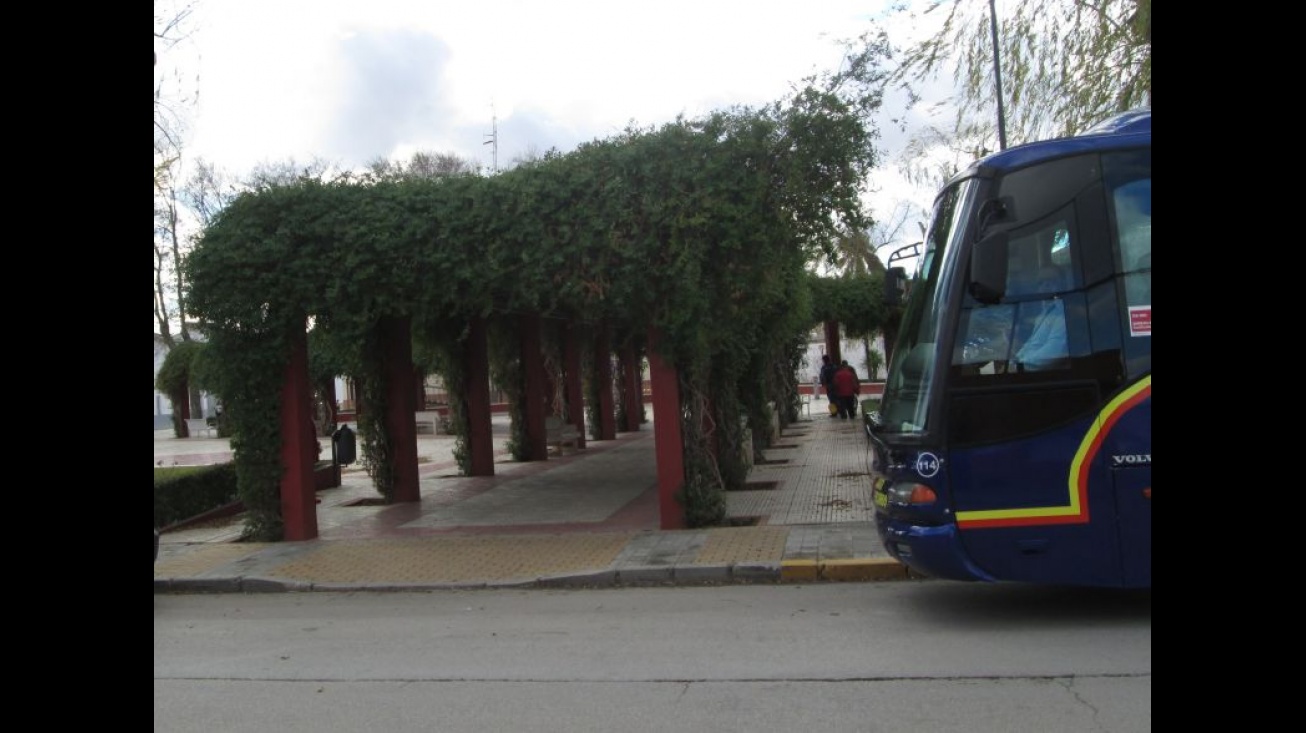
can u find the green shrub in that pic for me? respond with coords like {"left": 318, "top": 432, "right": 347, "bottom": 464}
{"left": 153, "top": 466, "right": 207, "bottom": 485}
{"left": 153, "top": 463, "right": 239, "bottom": 528}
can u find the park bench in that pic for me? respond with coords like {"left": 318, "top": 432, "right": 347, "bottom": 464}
{"left": 544, "top": 415, "right": 581, "bottom": 454}
{"left": 415, "top": 410, "right": 447, "bottom": 435}
{"left": 185, "top": 418, "right": 215, "bottom": 438}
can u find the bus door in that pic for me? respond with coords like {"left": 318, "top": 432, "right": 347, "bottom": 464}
{"left": 1108, "top": 394, "right": 1152, "bottom": 588}
{"left": 944, "top": 202, "right": 1135, "bottom": 587}
{"left": 1105, "top": 160, "right": 1152, "bottom": 588}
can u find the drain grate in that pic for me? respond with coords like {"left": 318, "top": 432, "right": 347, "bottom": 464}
{"left": 753, "top": 457, "right": 791, "bottom": 465}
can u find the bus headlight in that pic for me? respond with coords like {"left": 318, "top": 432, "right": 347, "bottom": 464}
{"left": 887, "top": 482, "right": 938, "bottom": 506}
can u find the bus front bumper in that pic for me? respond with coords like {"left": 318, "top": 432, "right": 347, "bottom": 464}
{"left": 875, "top": 515, "right": 998, "bottom": 583}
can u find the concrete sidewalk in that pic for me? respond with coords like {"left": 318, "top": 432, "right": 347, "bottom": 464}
{"left": 154, "top": 407, "right": 915, "bottom": 593}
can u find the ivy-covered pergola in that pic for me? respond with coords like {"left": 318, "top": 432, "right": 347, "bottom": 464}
{"left": 184, "top": 91, "right": 890, "bottom": 542}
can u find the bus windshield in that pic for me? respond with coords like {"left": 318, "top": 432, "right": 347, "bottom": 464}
{"left": 878, "top": 178, "right": 979, "bottom": 434}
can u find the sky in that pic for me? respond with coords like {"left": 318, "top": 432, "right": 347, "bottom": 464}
{"left": 156, "top": 0, "right": 955, "bottom": 261}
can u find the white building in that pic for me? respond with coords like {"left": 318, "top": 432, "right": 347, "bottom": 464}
{"left": 798, "top": 325, "right": 886, "bottom": 390}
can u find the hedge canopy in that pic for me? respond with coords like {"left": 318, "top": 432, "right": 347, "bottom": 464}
{"left": 183, "top": 90, "right": 886, "bottom": 538}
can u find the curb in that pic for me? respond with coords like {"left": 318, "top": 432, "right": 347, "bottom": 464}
{"left": 155, "top": 559, "right": 915, "bottom": 594}
{"left": 780, "top": 558, "right": 910, "bottom": 583}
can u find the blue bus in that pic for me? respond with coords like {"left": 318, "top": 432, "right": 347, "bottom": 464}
{"left": 869, "top": 108, "right": 1150, "bottom": 589}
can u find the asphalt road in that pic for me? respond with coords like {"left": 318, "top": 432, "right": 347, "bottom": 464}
{"left": 154, "top": 581, "right": 1151, "bottom": 732}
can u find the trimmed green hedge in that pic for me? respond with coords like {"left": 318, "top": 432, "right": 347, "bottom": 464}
{"left": 153, "top": 464, "right": 239, "bottom": 529}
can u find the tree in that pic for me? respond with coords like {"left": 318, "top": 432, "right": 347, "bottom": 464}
{"left": 154, "top": 157, "right": 189, "bottom": 347}
{"left": 892, "top": 118, "right": 993, "bottom": 193}
{"left": 864, "top": 347, "right": 884, "bottom": 381}
{"left": 154, "top": 1, "right": 198, "bottom": 347}
{"left": 245, "top": 156, "right": 345, "bottom": 189}
{"left": 156, "top": 155, "right": 340, "bottom": 346}
{"left": 182, "top": 158, "right": 240, "bottom": 228}
{"left": 889, "top": 0, "right": 1151, "bottom": 155}
{"left": 154, "top": 1, "right": 198, "bottom": 191}
{"left": 507, "top": 144, "right": 549, "bottom": 170}
{"left": 153, "top": 2, "right": 194, "bottom": 168}
{"left": 362, "top": 150, "right": 480, "bottom": 182}
{"left": 829, "top": 228, "right": 882, "bottom": 278}
{"left": 406, "top": 150, "right": 478, "bottom": 178}
{"left": 827, "top": 208, "right": 925, "bottom": 374}
{"left": 155, "top": 340, "right": 207, "bottom": 436}
{"left": 155, "top": 156, "right": 239, "bottom": 356}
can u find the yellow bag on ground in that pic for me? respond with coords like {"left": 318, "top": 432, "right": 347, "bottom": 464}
{"left": 828, "top": 401, "right": 839, "bottom": 416}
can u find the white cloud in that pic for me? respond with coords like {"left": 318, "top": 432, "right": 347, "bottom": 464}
{"left": 160, "top": 0, "right": 956, "bottom": 257}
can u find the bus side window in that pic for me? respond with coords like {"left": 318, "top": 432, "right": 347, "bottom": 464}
{"left": 1006, "top": 223, "right": 1074, "bottom": 298}
{"left": 1104, "top": 151, "right": 1150, "bottom": 375}
{"left": 953, "top": 303, "right": 1016, "bottom": 374}
{"left": 953, "top": 212, "right": 1078, "bottom": 377}
{"left": 1112, "top": 177, "right": 1150, "bottom": 309}
{"left": 1121, "top": 225, "right": 1150, "bottom": 308}
{"left": 1134, "top": 253, "right": 1150, "bottom": 304}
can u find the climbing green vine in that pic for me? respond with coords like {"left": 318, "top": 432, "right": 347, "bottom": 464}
{"left": 184, "top": 73, "right": 893, "bottom": 539}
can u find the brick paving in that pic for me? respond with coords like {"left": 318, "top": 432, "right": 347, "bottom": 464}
{"left": 154, "top": 407, "right": 906, "bottom": 592}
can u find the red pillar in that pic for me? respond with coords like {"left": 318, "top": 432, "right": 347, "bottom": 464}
{"left": 279, "top": 326, "right": 319, "bottom": 540}
{"left": 380, "top": 316, "right": 420, "bottom": 503}
{"left": 464, "top": 316, "right": 495, "bottom": 476}
{"left": 520, "top": 314, "right": 548, "bottom": 460}
{"left": 562, "top": 321, "right": 586, "bottom": 449}
{"left": 648, "top": 327, "right": 686, "bottom": 529}
{"left": 824, "top": 320, "right": 842, "bottom": 364}
{"left": 621, "top": 342, "right": 641, "bottom": 432}
{"left": 594, "top": 322, "right": 616, "bottom": 440}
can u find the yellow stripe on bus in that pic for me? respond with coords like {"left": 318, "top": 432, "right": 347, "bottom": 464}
{"left": 956, "top": 376, "right": 1151, "bottom": 529}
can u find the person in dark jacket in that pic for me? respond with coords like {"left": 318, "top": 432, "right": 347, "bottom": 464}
{"left": 830, "top": 360, "right": 861, "bottom": 419}
{"left": 818, "top": 355, "right": 836, "bottom": 403}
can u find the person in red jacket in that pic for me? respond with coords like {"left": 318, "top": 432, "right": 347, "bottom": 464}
{"left": 830, "top": 360, "right": 861, "bottom": 420}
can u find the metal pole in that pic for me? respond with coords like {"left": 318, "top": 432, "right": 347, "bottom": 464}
{"left": 988, "top": 0, "right": 1008, "bottom": 151}
{"left": 483, "top": 103, "right": 499, "bottom": 174}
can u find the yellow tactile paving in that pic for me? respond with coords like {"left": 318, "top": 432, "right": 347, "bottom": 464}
{"left": 263, "top": 533, "right": 635, "bottom": 584}
{"left": 155, "top": 543, "right": 276, "bottom": 577}
{"left": 694, "top": 526, "right": 789, "bottom": 564}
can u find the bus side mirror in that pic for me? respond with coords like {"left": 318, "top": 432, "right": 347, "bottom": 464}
{"left": 884, "top": 267, "right": 908, "bottom": 306}
{"left": 969, "top": 231, "right": 1009, "bottom": 305}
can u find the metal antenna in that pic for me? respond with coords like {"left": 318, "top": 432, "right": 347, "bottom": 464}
{"left": 483, "top": 103, "right": 498, "bottom": 174}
